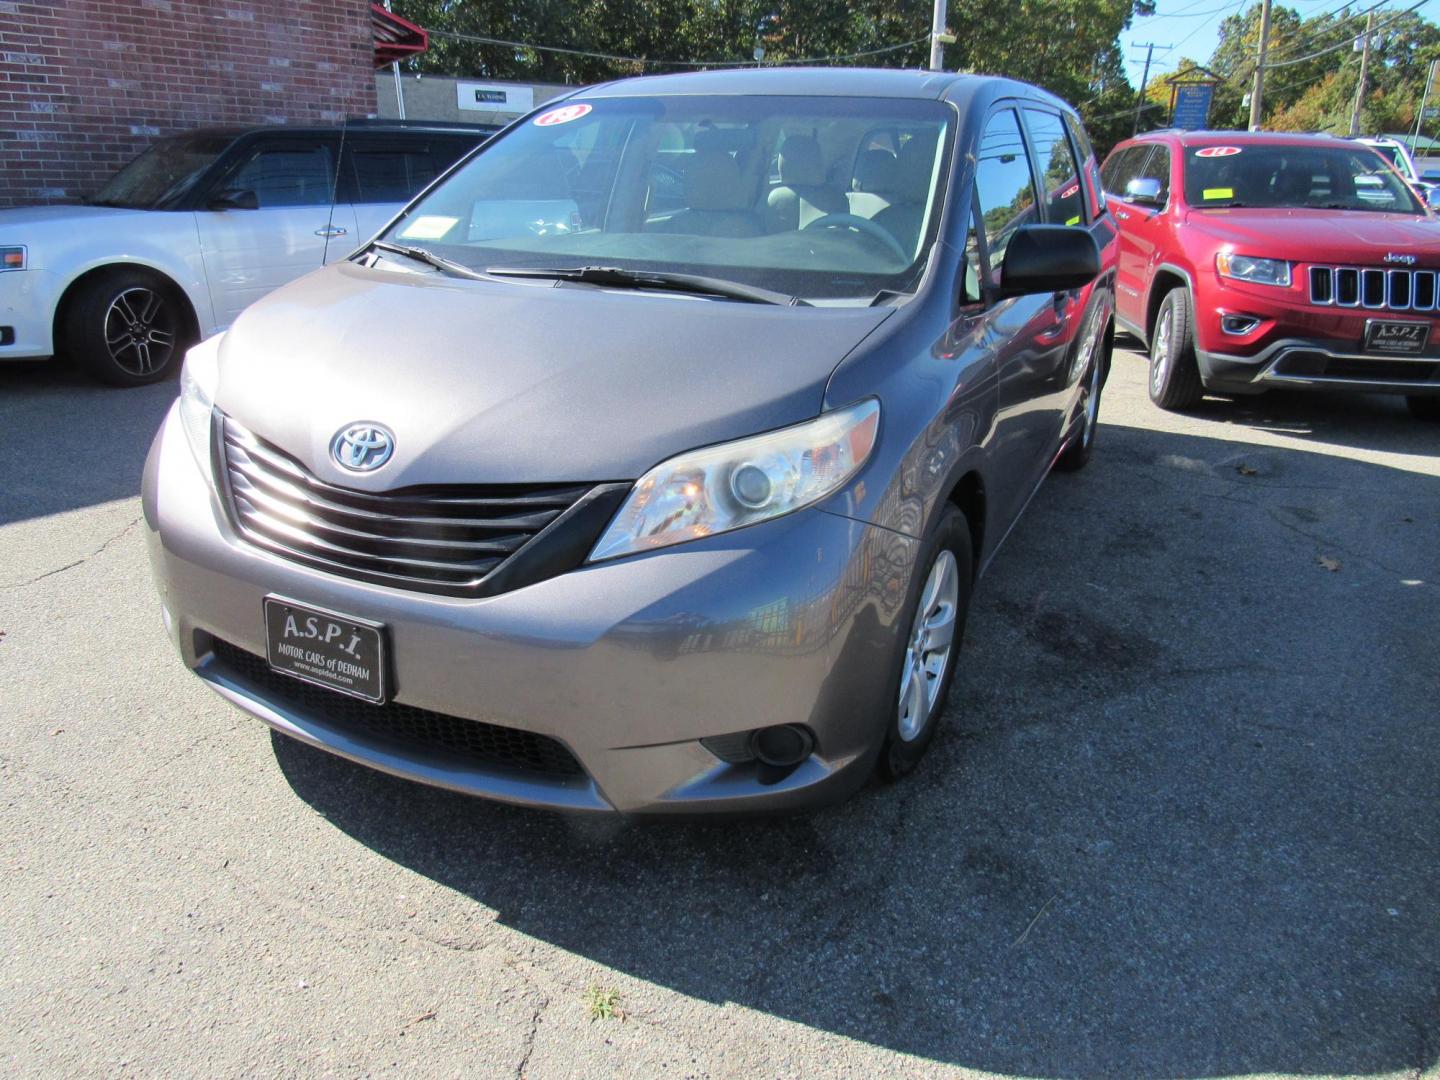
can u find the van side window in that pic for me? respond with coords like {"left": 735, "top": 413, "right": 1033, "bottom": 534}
{"left": 1024, "top": 109, "right": 1086, "bottom": 226}
{"left": 350, "top": 146, "right": 439, "bottom": 203}
{"left": 226, "top": 143, "right": 335, "bottom": 208}
{"left": 973, "top": 109, "right": 1036, "bottom": 280}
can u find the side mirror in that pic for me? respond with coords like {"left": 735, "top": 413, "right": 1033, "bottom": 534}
{"left": 1124, "top": 176, "right": 1164, "bottom": 206}
{"left": 207, "top": 189, "right": 259, "bottom": 211}
{"left": 997, "top": 225, "right": 1101, "bottom": 298}
{"left": 1427, "top": 187, "right": 1440, "bottom": 210}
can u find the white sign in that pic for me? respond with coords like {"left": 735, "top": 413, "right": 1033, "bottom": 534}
{"left": 456, "top": 82, "right": 533, "bottom": 114}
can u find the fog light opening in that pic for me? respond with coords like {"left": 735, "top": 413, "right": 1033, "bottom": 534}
{"left": 749, "top": 724, "right": 815, "bottom": 768}
{"left": 1221, "top": 314, "right": 1262, "bottom": 336}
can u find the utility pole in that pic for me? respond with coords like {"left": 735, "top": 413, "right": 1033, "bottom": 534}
{"left": 1349, "top": 11, "right": 1375, "bottom": 137}
{"left": 1248, "top": 0, "right": 1272, "bottom": 130}
{"left": 1414, "top": 58, "right": 1439, "bottom": 145}
{"left": 929, "top": 0, "right": 951, "bottom": 71}
{"left": 1132, "top": 42, "right": 1157, "bottom": 135}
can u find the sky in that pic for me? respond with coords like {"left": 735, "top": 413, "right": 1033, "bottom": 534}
{"left": 1122, "top": 0, "right": 1437, "bottom": 89}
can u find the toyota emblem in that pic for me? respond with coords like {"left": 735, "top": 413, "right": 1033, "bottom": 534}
{"left": 331, "top": 423, "right": 395, "bottom": 471}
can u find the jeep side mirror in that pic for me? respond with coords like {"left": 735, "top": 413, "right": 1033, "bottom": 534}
{"left": 996, "top": 225, "right": 1100, "bottom": 298}
{"left": 208, "top": 189, "right": 259, "bottom": 211}
{"left": 1124, "top": 177, "right": 1164, "bottom": 206}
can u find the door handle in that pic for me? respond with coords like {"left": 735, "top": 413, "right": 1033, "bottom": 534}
{"left": 314, "top": 225, "right": 348, "bottom": 238}
{"left": 1115, "top": 210, "right": 1131, "bottom": 221}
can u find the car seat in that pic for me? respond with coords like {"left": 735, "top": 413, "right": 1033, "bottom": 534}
{"left": 765, "top": 135, "right": 849, "bottom": 231}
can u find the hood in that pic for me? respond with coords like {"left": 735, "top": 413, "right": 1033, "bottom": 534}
{"left": 216, "top": 262, "right": 893, "bottom": 486}
{"left": 1184, "top": 208, "right": 1440, "bottom": 266}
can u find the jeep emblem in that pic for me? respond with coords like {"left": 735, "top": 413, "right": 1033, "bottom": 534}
{"left": 1383, "top": 252, "right": 1417, "bottom": 266}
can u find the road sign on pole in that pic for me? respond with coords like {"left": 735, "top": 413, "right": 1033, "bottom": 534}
{"left": 1165, "top": 67, "right": 1223, "bottom": 131}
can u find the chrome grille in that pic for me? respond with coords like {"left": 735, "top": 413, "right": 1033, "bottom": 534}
{"left": 220, "top": 417, "right": 594, "bottom": 596}
{"left": 1309, "top": 265, "right": 1440, "bottom": 312}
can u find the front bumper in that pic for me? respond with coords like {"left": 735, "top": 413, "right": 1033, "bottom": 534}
{"left": 143, "top": 404, "right": 920, "bottom": 815}
{"left": 0, "top": 269, "right": 62, "bottom": 360}
{"left": 1192, "top": 273, "right": 1440, "bottom": 396}
{"left": 1197, "top": 336, "right": 1440, "bottom": 397}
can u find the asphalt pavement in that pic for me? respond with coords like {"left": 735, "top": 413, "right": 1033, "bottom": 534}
{"left": 2, "top": 347, "right": 1437, "bottom": 1079}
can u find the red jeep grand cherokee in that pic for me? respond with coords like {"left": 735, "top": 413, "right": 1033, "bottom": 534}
{"left": 1100, "top": 130, "right": 1440, "bottom": 420}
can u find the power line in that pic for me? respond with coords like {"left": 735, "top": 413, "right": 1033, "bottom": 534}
{"left": 1265, "top": 0, "right": 1427, "bottom": 67}
{"left": 426, "top": 28, "right": 931, "bottom": 70}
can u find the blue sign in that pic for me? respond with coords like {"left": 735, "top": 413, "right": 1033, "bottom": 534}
{"left": 1171, "top": 83, "right": 1215, "bottom": 131}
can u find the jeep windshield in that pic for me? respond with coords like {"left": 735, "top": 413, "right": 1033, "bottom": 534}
{"left": 1184, "top": 143, "right": 1424, "bottom": 214}
{"left": 89, "top": 133, "right": 233, "bottom": 210}
{"left": 376, "top": 94, "right": 954, "bottom": 304}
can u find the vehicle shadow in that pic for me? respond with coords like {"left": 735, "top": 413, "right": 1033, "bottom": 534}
{"left": 1112, "top": 343, "right": 1436, "bottom": 458}
{"left": 272, "top": 415, "right": 1440, "bottom": 1077}
{"left": 0, "top": 361, "right": 177, "bottom": 525}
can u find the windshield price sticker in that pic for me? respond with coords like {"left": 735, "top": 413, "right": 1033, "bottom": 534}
{"left": 399, "top": 215, "right": 460, "bottom": 240}
{"left": 1195, "top": 146, "right": 1242, "bottom": 158}
{"left": 533, "top": 103, "right": 592, "bottom": 126}
{"left": 1202, "top": 187, "right": 1234, "bottom": 200}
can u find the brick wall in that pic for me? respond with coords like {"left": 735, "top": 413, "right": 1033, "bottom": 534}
{"left": 0, "top": 0, "right": 377, "bottom": 206}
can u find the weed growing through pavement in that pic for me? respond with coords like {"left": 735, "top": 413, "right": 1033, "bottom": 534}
{"left": 584, "top": 985, "right": 624, "bottom": 1022}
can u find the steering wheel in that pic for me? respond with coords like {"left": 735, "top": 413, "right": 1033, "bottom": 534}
{"left": 802, "top": 213, "right": 909, "bottom": 263}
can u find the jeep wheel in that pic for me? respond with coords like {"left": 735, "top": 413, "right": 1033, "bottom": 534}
{"left": 1148, "top": 288, "right": 1205, "bottom": 410}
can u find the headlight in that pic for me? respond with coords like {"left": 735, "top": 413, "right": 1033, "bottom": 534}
{"left": 1216, "top": 252, "right": 1291, "bottom": 287}
{"left": 589, "top": 398, "right": 881, "bottom": 562}
{"left": 0, "top": 245, "right": 26, "bottom": 271}
{"left": 178, "top": 333, "right": 223, "bottom": 467}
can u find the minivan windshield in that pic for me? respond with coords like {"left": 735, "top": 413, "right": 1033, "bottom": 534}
{"left": 378, "top": 95, "right": 954, "bottom": 303}
{"left": 90, "top": 133, "right": 233, "bottom": 210}
{"left": 1184, "top": 143, "right": 1424, "bottom": 214}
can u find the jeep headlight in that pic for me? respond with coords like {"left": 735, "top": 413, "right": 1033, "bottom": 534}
{"left": 178, "top": 333, "right": 222, "bottom": 468}
{"left": 590, "top": 399, "right": 880, "bottom": 561}
{"left": 1216, "top": 252, "right": 1291, "bottom": 287}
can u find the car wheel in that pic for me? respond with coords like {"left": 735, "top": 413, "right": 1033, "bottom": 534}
{"left": 1055, "top": 310, "right": 1110, "bottom": 473}
{"left": 62, "top": 269, "right": 191, "bottom": 387}
{"left": 1148, "top": 288, "right": 1205, "bottom": 410}
{"left": 1406, "top": 395, "right": 1440, "bottom": 421}
{"left": 876, "top": 505, "right": 973, "bottom": 781}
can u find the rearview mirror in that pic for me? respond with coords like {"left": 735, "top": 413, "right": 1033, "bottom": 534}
{"left": 996, "top": 225, "right": 1101, "bottom": 298}
{"left": 207, "top": 189, "right": 259, "bottom": 211}
{"left": 1124, "top": 177, "right": 1164, "bottom": 206}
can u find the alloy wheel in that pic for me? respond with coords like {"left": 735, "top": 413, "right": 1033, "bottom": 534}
{"left": 1150, "top": 307, "right": 1172, "bottom": 396}
{"left": 897, "top": 549, "right": 960, "bottom": 742}
{"left": 104, "top": 287, "right": 176, "bottom": 377}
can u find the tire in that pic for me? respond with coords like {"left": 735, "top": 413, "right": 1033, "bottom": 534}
{"left": 876, "top": 505, "right": 973, "bottom": 782}
{"left": 1147, "top": 287, "right": 1206, "bottom": 410}
{"left": 1055, "top": 310, "right": 1110, "bottom": 473}
{"left": 60, "top": 268, "right": 192, "bottom": 387}
{"left": 1407, "top": 395, "right": 1440, "bottom": 421}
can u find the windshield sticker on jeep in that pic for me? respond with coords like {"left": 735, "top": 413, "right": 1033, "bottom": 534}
{"left": 1195, "top": 146, "right": 1242, "bottom": 158}
{"left": 533, "top": 103, "right": 592, "bottom": 126}
{"left": 1202, "top": 187, "right": 1234, "bottom": 200}
{"left": 399, "top": 215, "right": 460, "bottom": 240}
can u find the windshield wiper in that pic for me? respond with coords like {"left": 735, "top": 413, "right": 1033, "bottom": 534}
{"left": 484, "top": 265, "right": 807, "bottom": 306}
{"left": 369, "top": 240, "right": 488, "bottom": 281}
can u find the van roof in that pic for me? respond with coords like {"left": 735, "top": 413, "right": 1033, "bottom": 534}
{"left": 580, "top": 66, "right": 1068, "bottom": 111}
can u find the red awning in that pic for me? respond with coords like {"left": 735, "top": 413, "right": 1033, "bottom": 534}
{"left": 372, "top": 3, "right": 428, "bottom": 68}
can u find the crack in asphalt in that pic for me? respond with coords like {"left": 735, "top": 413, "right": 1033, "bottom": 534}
{"left": 4, "top": 516, "right": 143, "bottom": 590}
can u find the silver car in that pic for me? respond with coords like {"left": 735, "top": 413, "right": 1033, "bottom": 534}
{"left": 144, "top": 69, "right": 1114, "bottom": 815}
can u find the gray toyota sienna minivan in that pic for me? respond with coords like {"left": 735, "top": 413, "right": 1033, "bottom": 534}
{"left": 144, "top": 68, "right": 1115, "bottom": 815}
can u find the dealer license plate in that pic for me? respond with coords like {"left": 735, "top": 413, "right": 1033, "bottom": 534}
{"left": 1364, "top": 319, "right": 1430, "bottom": 356}
{"left": 264, "top": 597, "right": 387, "bottom": 703}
